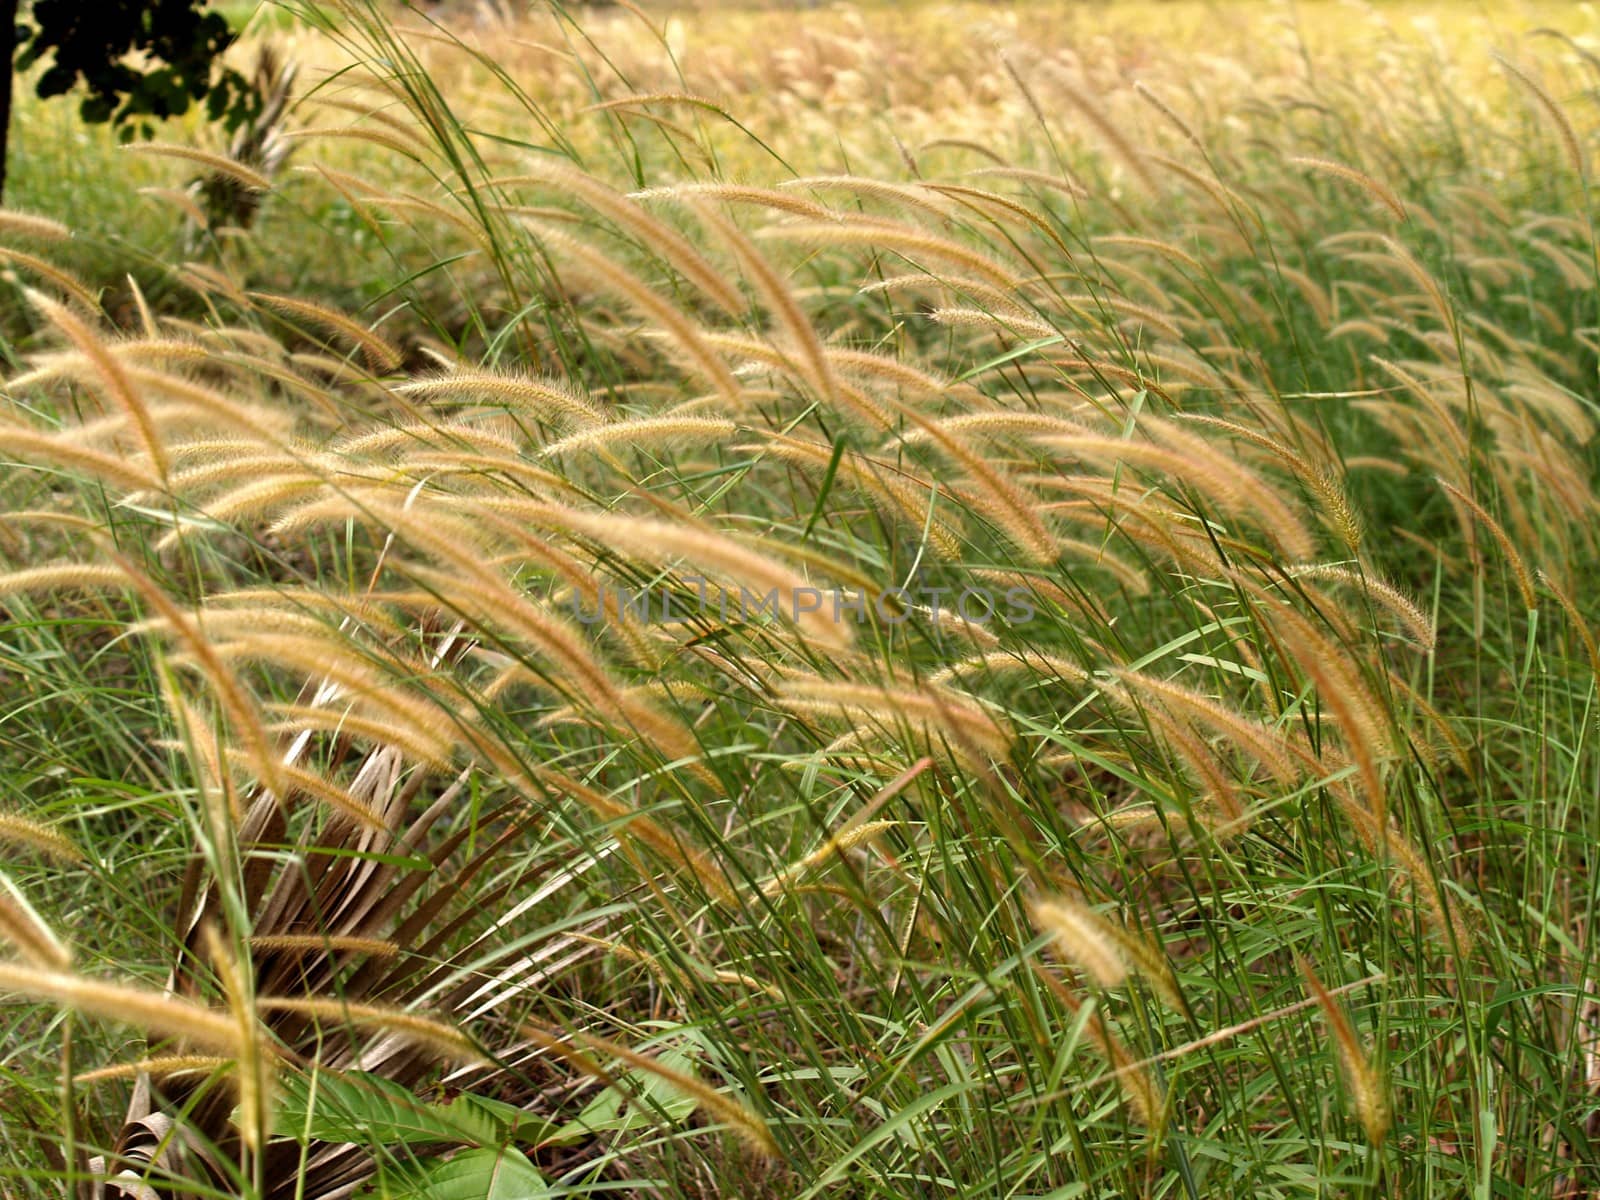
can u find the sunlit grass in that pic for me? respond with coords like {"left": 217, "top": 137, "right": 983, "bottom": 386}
{"left": 1, "top": 2, "right": 1598, "bottom": 1197}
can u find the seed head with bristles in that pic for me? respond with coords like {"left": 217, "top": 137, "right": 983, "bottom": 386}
{"left": 1029, "top": 895, "right": 1127, "bottom": 987}
{"left": 1298, "top": 958, "right": 1391, "bottom": 1145}
{"left": 1288, "top": 156, "right": 1407, "bottom": 222}
{"left": 0, "top": 874, "right": 71, "bottom": 968}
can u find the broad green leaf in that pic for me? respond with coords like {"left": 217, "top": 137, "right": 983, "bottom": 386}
{"left": 277, "top": 1071, "right": 546, "bottom": 1148}
{"left": 550, "top": 1044, "right": 702, "bottom": 1143}
{"left": 375, "top": 1146, "right": 552, "bottom": 1200}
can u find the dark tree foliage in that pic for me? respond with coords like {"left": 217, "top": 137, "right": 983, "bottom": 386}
{"left": 1, "top": 0, "right": 262, "bottom": 197}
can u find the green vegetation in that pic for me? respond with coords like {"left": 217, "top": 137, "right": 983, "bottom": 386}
{"left": 1, "top": 0, "right": 266, "bottom": 200}
{"left": 1, "top": 2, "right": 1599, "bottom": 1197}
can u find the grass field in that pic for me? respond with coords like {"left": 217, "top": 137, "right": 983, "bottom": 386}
{"left": 2, "top": 1, "right": 1600, "bottom": 1197}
